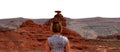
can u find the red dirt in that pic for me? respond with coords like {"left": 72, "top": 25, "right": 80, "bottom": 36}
{"left": 0, "top": 20, "right": 83, "bottom": 52}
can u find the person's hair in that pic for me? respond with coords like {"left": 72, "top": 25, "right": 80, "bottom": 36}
{"left": 50, "top": 21, "right": 62, "bottom": 33}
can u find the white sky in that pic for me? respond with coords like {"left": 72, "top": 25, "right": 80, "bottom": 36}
{"left": 0, "top": 0, "right": 120, "bottom": 19}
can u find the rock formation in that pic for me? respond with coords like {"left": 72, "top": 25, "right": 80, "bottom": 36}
{"left": 0, "top": 19, "right": 84, "bottom": 52}
{"left": 0, "top": 12, "right": 120, "bottom": 52}
{"left": 44, "top": 11, "right": 66, "bottom": 27}
{"left": 1, "top": 17, "right": 120, "bottom": 39}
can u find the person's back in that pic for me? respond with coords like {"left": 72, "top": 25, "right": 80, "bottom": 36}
{"left": 48, "top": 34, "right": 68, "bottom": 52}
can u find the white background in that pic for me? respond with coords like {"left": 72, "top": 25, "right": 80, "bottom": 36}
{"left": 0, "top": 0, "right": 120, "bottom": 19}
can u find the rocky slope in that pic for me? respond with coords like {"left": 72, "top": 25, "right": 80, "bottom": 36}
{"left": 66, "top": 17, "right": 120, "bottom": 39}
{"left": 0, "top": 20, "right": 84, "bottom": 52}
{"left": 1, "top": 17, "right": 120, "bottom": 39}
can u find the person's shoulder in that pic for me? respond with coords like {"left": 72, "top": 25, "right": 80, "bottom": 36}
{"left": 48, "top": 34, "right": 68, "bottom": 41}
{"left": 61, "top": 36, "right": 68, "bottom": 41}
{"left": 55, "top": 34, "right": 68, "bottom": 40}
{"left": 47, "top": 34, "right": 58, "bottom": 40}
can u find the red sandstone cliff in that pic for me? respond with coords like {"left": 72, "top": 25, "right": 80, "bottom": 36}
{"left": 0, "top": 19, "right": 83, "bottom": 52}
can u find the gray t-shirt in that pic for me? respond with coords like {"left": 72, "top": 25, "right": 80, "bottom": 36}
{"left": 48, "top": 34, "right": 68, "bottom": 52}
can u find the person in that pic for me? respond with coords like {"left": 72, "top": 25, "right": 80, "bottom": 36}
{"left": 45, "top": 20, "right": 70, "bottom": 52}
{"left": 50, "top": 20, "right": 62, "bottom": 33}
